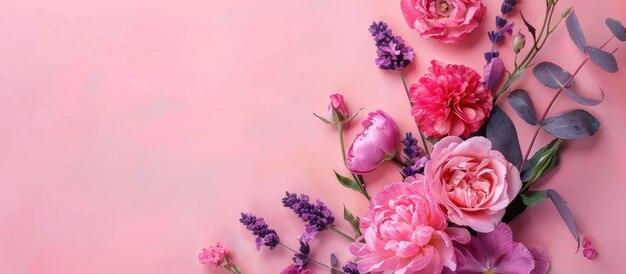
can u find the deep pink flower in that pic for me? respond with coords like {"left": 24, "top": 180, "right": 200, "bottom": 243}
{"left": 401, "top": 0, "right": 487, "bottom": 43}
{"left": 425, "top": 136, "right": 522, "bottom": 232}
{"left": 280, "top": 264, "right": 314, "bottom": 274}
{"left": 410, "top": 60, "right": 493, "bottom": 138}
{"left": 346, "top": 110, "right": 400, "bottom": 174}
{"left": 582, "top": 237, "right": 598, "bottom": 260}
{"left": 451, "top": 223, "right": 549, "bottom": 274}
{"left": 328, "top": 93, "right": 348, "bottom": 122}
{"left": 198, "top": 242, "right": 229, "bottom": 266}
{"left": 350, "top": 175, "right": 471, "bottom": 273}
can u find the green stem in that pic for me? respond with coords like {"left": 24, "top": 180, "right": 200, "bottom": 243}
{"left": 399, "top": 70, "right": 430, "bottom": 156}
{"left": 278, "top": 243, "right": 345, "bottom": 273}
{"left": 329, "top": 226, "right": 356, "bottom": 241}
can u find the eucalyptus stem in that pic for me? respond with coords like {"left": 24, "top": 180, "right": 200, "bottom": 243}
{"left": 278, "top": 243, "right": 345, "bottom": 273}
{"left": 493, "top": 2, "right": 563, "bottom": 102}
{"left": 329, "top": 226, "right": 356, "bottom": 242}
{"left": 519, "top": 35, "right": 615, "bottom": 170}
{"left": 399, "top": 70, "right": 431, "bottom": 155}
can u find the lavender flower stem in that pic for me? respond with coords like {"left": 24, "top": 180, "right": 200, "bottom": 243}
{"left": 329, "top": 226, "right": 356, "bottom": 242}
{"left": 399, "top": 70, "right": 430, "bottom": 155}
{"left": 278, "top": 243, "right": 346, "bottom": 273}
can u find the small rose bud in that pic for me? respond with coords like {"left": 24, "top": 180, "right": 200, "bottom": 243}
{"left": 328, "top": 93, "right": 348, "bottom": 122}
{"left": 561, "top": 7, "right": 573, "bottom": 19}
{"left": 513, "top": 31, "right": 526, "bottom": 53}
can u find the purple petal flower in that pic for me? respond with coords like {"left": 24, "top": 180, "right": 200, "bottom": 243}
{"left": 369, "top": 21, "right": 414, "bottom": 70}
{"left": 343, "top": 262, "right": 367, "bottom": 274}
{"left": 239, "top": 213, "right": 280, "bottom": 250}
{"left": 453, "top": 223, "right": 549, "bottom": 274}
{"left": 282, "top": 192, "right": 335, "bottom": 236}
{"left": 483, "top": 57, "right": 505, "bottom": 90}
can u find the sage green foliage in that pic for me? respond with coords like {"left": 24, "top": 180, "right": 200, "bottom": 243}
{"left": 343, "top": 205, "right": 362, "bottom": 238}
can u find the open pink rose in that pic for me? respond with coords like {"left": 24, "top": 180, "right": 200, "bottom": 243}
{"left": 350, "top": 176, "right": 471, "bottom": 273}
{"left": 410, "top": 60, "right": 493, "bottom": 138}
{"left": 401, "top": 0, "right": 486, "bottom": 43}
{"left": 425, "top": 136, "right": 522, "bottom": 232}
{"left": 346, "top": 110, "right": 399, "bottom": 174}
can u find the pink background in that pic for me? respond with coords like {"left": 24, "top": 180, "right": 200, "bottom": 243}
{"left": 1, "top": 0, "right": 625, "bottom": 273}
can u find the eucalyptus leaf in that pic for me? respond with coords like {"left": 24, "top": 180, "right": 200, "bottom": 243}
{"left": 502, "top": 195, "right": 527, "bottom": 223}
{"left": 564, "top": 87, "right": 604, "bottom": 106}
{"left": 330, "top": 254, "right": 338, "bottom": 267}
{"left": 520, "top": 12, "right": 537, "bottom": 42}
{"left": 605, "top": 18, "right": 626, "bottom": 41}
{"left": 546, "top": 189, "right": 580, "bottom": 250}
{"left": 343, "top": 205, "right": 362, "bottom": 238}
{"left": 532, "top": 62, "right": 575, "bottom": 89}
{"left": 314, "top": 112, "right": 332, "bottom": 124}
{"left": 521, "top": 190, "right": 549, "bottom": 206}
{"left": 334, "top": 171, "right": 361, "bottom": 193}
{"left": 508, "top": 89, "right": 538, "bottom": 125}
{"left": 486, "top": 106, "right": 523, "bottom": 167}
{"left": 540, "top": 110, "right": 600, "bottom": 139}
{"left": 585, "top": 46, "right": 619, "bottom": 73}
{"left": 566, "top": 11, "right": 587, "bottom": 52}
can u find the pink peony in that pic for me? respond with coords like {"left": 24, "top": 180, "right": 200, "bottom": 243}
{"left": 328, "top": 93, "right": 348, "bottom": 122}
{"left": 198, "top": 242, "right": 229, "bottom": 266}
{"left": 350, "top": 175, "right": 471, "bottom": 273}
{"left": 425, "top": 136, "right": 522, "bottom": 232}
{"left": 401, "top": 0, "right": 487, "bottom": 43}
{"left": 346, "top": 110, "right": 400, "bottom": 174}
{"left": 410, "top": 60, "right": 493, "bottom": 138}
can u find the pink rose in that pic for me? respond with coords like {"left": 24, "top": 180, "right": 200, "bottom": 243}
{"left": 425, "top": 136, "right": 522, "bottom": 232}
{"left": 328, "top": 93, "right": 348, "bottom": 121}
{"left": 410, "top": 60, "right": 493, "bottom": 138}
{"left": 346, "top": 110, "right": 400, "bottom": 174}
{"left": 350, "top": 176, "right": 471, "bottom": 273}
{"left": 280, "top": 265, "right": 314, "bottom": 274}
{"left": 401, "top": 0, "right": 487, "bottom": 43}
{"left": 198, "top": 242, "right": 229, "bottom": 266}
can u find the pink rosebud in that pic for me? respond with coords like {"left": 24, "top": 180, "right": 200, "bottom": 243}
{"left": 483, "top": 57, "right": 505, "bottom": 90}
{"left": 328, "top": 93, "right": 349, "bottom": 122}
{"left": 346, "top": 110, "right": 399, "bottom": 174}
{"left": 198, "top": 242, "right": 229, "bottom": 266}
{"left": 513, "top": 31, "right": 526, "bottom": 53}
{"left": 583, "top": 248, "right": 598, "bottom": 260}
{"left": 582, "top": 236, "right": 593, "bottom": 248}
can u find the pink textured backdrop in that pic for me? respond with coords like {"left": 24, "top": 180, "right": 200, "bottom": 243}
{"left": 1, "top": 0, "right": 625, "bottom": 273}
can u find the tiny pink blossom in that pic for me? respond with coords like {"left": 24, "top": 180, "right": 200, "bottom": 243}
{"left": 583, "top": 248, "right": 598, "bottom": 260}
{"left": 328, "top": 93, "right": 348, "bottom": 121}
{"left": 198, "top": 242, "right": 229, "bottom": 266}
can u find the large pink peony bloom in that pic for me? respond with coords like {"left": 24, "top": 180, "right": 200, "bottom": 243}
{"left": 350, "top": 176, "right": 471, "bottom": 273}
{"left": 346, "top": 110, "right": 399, "bottom": 174}
{"left": 401, "top": 0, "right": 486, "bottom": 43}
{"left": 410, "top": 60, "right": 493, "bottom": 138}
{"left": 425, "top": 136, "right": 522, "bottom": 233}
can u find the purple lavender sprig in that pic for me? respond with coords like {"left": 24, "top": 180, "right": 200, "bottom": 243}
{"left": 400, "top": 132, "right": 429, "bottom": 177}
{"left": 343, "top": 262, "right": 368, "bottom": 274}
{"left": 282, "top": 192, "right": 335, "bottom": 240}
{"left": 292, "top": 239, "right": 310, "bottom": 271}
{"left": 484, "top": 0, "right": 517, "bottom": 63}
{"left": 239, "top": 213, "right": 280, "bottom": 250}
{"left": 369, "top": 21, "right": 414, "bottom": 71}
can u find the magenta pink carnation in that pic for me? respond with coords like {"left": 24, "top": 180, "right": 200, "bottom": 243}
{"left": 198, "top": 242, "right": 229, "bottom": 266}
{"left": 350, "top": 175, "right": 471, "bottom": 273}
{"left": 425, "top": 136, "right": 522, "bottom": 233}
{"left": 410, "top": 60, "right": 493, "bottom": 138}
{"left": 401, "top": 0, "right": 487, "bottom": 43}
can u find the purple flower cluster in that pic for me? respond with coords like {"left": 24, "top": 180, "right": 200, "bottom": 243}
{"left": 292, "top": 239, "right": 310, "bottom": 271}
{"left": 484, "top": 0, "right": 516, "bottom": 63}
{"left": 369, "top": 21, "right": 414, "bottom": 71}
{"left": 239, "top": 213, "right": 280, "bottom": 250}
{"left": 400, "top": 132, "right": 429, "bottom": 177}
{"left": 343, "top": 262, "right": 366, "bottom": 274}
{"left": 282, "top": 192, "right": 335, "bottom": 240}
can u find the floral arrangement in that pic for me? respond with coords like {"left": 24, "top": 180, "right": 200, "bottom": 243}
{"left": 200, "top": 0, "right": 626, "bottom": 273}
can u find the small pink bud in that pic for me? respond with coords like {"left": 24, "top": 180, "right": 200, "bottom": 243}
{"left": 328, "top": 93, "right": 348, "bottom": 122}
{"left": 513, "top": 31, "right": 526, "bottom": 54}
{"left": 583, "top": 248, "right": 597, "bottom": 260}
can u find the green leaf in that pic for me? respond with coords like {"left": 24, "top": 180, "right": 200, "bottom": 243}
{"left": 344, "top": 108, "right": 363, "bottom": 124}
{"left": 314, "top": 112, "right": 332, "bottom": 124}
{"left": 521, "top": 139, "right": 562, "bottom": 183}
{"left": 334, "top": 171, "right": 362, "bottom": 193}
{"left": 343, "top": 205, "right": 362, "bottom": 238}
{"left": 521, "top": 190, "right": 549, "bottom": 206}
